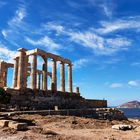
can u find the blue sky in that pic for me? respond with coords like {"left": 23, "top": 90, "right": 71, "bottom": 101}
{"left": 0, "top": 0, "right": 140, "bottom": 106}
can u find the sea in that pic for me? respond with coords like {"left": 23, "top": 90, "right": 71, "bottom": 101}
{"left": 118, "top": 108, "right": 140, "bottom": 119}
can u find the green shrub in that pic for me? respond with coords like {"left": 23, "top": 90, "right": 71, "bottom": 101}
{"left": 0, "top": 88, "right": 11, "bottom": 104}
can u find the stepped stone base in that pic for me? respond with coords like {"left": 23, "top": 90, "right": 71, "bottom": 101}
{"left": 5, "top": 88, "right": 107, "bottom": 110}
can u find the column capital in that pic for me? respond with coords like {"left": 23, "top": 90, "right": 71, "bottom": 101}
{"left": 14, "top": 57, "right": 19, "bottom": 60}
{"left": 67, "top": 63, "right": 73, "bottom": 66}
{"left": 60, "top": 61, "right": 65, "bottom": 65}
{"left": 18, "top": 48, "right": 27, "bottom": 52}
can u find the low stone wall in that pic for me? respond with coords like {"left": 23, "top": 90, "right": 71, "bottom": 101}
{"left": 85, "top": 99, "right": 107, "bottom": 108}
{"left": 5, "top": 88, "right": 107, "bottom": 110}
{"left": 1, "top": 108, "right": 126, "bottom": 120}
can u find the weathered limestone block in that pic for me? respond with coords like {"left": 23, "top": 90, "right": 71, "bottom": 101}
{"left": 112, "top": 124, "right": 134, "bottom": 130}
{"left": 9, "top": 121, "right": 27, "bottom": 130}
{"left": 0, "top": 120, "right": 9, "bottom": 127}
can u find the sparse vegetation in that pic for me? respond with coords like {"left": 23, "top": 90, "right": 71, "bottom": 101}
{"left": 0, "top": 88, "right": 11, "bottom": 104}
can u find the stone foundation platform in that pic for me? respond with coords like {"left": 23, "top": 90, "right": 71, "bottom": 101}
{"left": 5, "top": 88, "right": 107, "bottom": 110}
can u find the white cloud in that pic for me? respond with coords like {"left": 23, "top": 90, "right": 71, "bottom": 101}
{"left": 95, "top": 17, "right": 140, "bottom": 34}
{"left": 73, "top": 58, "right": 89, "bottom": 69}
{"left": 8, "top": 6, "right": 26, "bottom": 27}
{"left": 26, "top": 36, "right": 61, "bottom": 52}
{"left": 1, "top": 30, "right": 9, "bottom": 38}
{"left": 1, "top": 5, "right": 27, "bottom": 47}
{"left": 69, "top": 31, "right": 104, "bottom": 50}
{"left": 69, "top": 31, "right": 131, "bottom": 55}
{"left": 44, "top": 23, "right": 64, "bottom": 34}
{"left": 44, "top": 23, "right": 132, "bottom": 55}
{"left": 128, "top": 81, "right": 139, "bottom": 87}
{"left": 0, "top": 44, "right": 16, "bottom": 63}
{"left": 106, "top": 38, "right": 131, "bottom": 48}
{"left": 109, "top": 83, "right": 123, "bottom": 88}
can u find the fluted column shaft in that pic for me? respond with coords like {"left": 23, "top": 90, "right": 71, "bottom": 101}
{"left": 51, "top": 59, "right": 57, "bottom": 92}
{"left": 42, "top": 59, "right": 47, "bottom": 91}
{"left": 68, "top": 64, "right": 73, "bottom": 93}
{"left": 38, "top": 73, "right": 41, "bottom": 90}
{"left": 13, "top": 58, "right": 19, "bottom": 88}
{"left": 3, "top": 70, "right": 7, "bottom": 87}
{"left": 76, "top": 87, "right": 79, "bottom": 94}
{"left": 60, "top": 62, "right": 65, "bottom": 92}
{"left": 17, "top": 49, "right": 26, "bottom": 89}
{"left": 30, "top": 54, "right": 37, "bottom": 90}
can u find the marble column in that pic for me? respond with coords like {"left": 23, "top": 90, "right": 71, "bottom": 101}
{"left": 42, "top": 59, "right": 47, "bottom": 91}
{"left": 60, "top": 62, "right": 65, "bottom": 92}
{"left": 51, "top": 59, "right": 57, "bottom": 92}
{"left": 37, "top": 72, "right": 41, "bottom": 90}
{"left": 13, "top": 57, "right": 19, "bottom": 88}
{"left": 30, "top": 54, "right": 37, "bottom": 90}
{"left": 3, "top": 70, "right": 7, "bottom": 87}
{"left": 68, "top": 63, "right": 73, "bottom": 93}
{"left": 76, "top": 87, "right": 79, "bottom": 94}
{"left": 17, "top": 48, "right": 26, "bottom": 89}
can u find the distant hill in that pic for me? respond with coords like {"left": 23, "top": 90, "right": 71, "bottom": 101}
{"left": 118, "top": 101, "right": 140, "bottom": 108}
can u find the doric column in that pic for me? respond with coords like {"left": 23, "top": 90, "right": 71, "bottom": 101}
{"left": 13, "top": 57, "right": 19, "bottom": 88}
{"left": 68, "top": 63, "right": 73, "bottom": 93}
{"left": 17, "top": 48, "right": 26, "bottom": 89}
{"left": 37, "top": 72, "right": 41, "bottom": 90}
{"left": 3, "top": 70, "right": 7, "bottom": 87}
{"left": 51, "top": 59, "right": 57, "bottom": 92}
{"left": 60, "top": 62, "right": 65, "bottom": 92}
{"left": 42, "top": 58, "right": 47, "bottom": 91}
{"left": 30, "top": 54, "right": 37, "bottom": 90}
{"left": 76, "top": 87, "right": 79, "bottom": 94}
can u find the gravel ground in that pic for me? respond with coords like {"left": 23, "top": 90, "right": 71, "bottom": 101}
{"left": 0, "top": 114, "right": 139, "bottom": 140}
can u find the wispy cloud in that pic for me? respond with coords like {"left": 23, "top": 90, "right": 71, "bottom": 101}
{"left": 73, "top": 58, "right": 89, "bottom": 69}
{"left": 44, "top": 23, "right": 65, "bottom": 34}
{"left": 69, "top": 31, "right": 131, "bottom": 55}
{"left": 44, "top": 23, "right": 131, "bottom": 55}
{"left": 8, "top": 7, "right": 26, "bottom": 27}
{"left": 26, "top": 36, "right": 61, "bottom": 52}
{"left": 100, "top": 3, "right": 113, "bottom": 18}
{"left": 1, "top": 4, "right": 27, "bottom": 47}
{"left": 109, "top": 83, "right": 123, "bottom": 88}
{"left": 0, "top": 44, "right": 16, "bottom": 63}
{"left": 95, "top": 17, "right": 140, "bottom": 34}
{"left": 106, "top": 38, "right": 131, "bottom": 48}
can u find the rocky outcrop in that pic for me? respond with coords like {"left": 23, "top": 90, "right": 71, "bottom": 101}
{"left": 118, "top": 101, "right": 140, "bottom": 108}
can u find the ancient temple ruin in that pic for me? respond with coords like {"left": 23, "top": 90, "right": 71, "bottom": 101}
{"left": 0, "top": 48, "right": 79, "bottom": 94}
{"left": 0, "top": 48, "right": 107, "bottom": 110}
